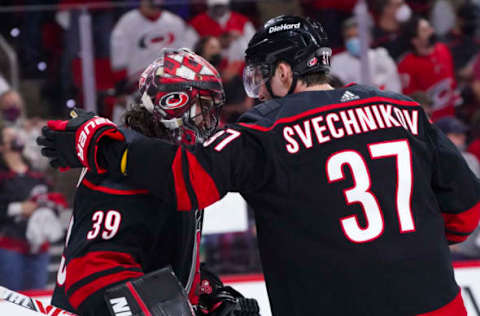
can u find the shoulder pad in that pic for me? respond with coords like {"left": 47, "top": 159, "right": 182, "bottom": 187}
{"left": 238, "top": 99, "right": 282, "bottom": 123}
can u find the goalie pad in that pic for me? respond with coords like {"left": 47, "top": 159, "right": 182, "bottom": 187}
{"left": 104, "top": 266, "right": 195, "bottom": 316}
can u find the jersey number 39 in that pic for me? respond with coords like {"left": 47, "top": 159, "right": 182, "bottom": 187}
{"left": 327, "top": 139, "right": 414, "bottom": 243}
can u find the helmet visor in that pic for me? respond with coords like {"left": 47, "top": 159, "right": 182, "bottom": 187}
{"left": 243, "top": 64, "right": 272, "bottom": 98}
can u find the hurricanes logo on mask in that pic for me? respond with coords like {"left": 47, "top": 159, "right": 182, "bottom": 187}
{"left": 159, "top": 92, "right": 190, "bottom": 109}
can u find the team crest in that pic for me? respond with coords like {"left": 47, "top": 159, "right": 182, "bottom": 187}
{"left": 159, "top": 92, "right": 190, "bottom": 109}
{"left": 307, "top": 57, "right": 318, "bottom": 67}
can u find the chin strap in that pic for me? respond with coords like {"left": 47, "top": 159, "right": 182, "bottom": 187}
{"left": 287, "top": 74, "right": 297, "bottom": 95}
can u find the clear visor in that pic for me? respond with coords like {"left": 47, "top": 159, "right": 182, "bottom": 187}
{"left": 243, "top": 64, "right": 271, "bottom": 98}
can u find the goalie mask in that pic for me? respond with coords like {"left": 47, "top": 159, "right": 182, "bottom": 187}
{"left": 138, "top": 48, "right": 225, "bottom": 144}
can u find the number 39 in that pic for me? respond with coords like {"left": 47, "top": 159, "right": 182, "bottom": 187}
{"left": 87, "top": 210, "right": 122, "bottom": 240}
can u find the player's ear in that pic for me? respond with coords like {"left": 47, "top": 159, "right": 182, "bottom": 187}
{"left": 277, "top": 62, "right": 292, "bottom": 85}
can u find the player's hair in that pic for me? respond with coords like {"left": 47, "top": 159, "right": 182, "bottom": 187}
{"left": 297, "top": 72, "right": 329, "bottom": 86}
{"left": 123, "top": 104, "right": 169, "bottom": 139}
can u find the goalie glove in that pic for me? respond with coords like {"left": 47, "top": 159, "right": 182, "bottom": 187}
{"left": 37, "top": 108, "right": 126, "bottom": 174}
{"left": 196, "top": 265, "right": 260, "bottom": 316}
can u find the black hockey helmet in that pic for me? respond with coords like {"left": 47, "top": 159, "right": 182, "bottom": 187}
{"left": 243, "top": 15, "right": 332, "bottom": 98}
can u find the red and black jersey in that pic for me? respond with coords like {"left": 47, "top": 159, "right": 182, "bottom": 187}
{"left": 397, "top": 43, "right": 460, "bottom": 121}
{"left": 51, "top": 171, "right": 202, "bottom": 316}
{"left": 125, "top": 84, "right": 480, "bottom": 316}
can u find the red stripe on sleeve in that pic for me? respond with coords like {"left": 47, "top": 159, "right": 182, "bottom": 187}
{"left": 445, "top": 233, "right": 469, "bottom": 243}
{"left": 69, "top": 270, "right": 143, "bottom": 309}
{"left": 65, "top": 251, "right": 142, "bottom": 292}
{"left": 82, "top": 179, "right": 149, "bottom": 195}
{"left": 417, "top": 290, "right": 466, "bottom": 316}
{"left": 172, "top": 148, "right": 192, "bottom": 211}
{"left": 126, "top": 281, "right": 152, "bottom": 316}
{"left": 442, "top": 201, "right": 480, "bottom": 236}
{"left": 185, "top": 151, "right": 220, "bottom": 209}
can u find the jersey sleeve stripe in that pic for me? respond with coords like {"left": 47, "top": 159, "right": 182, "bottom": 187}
{"left": 69, "top": 270, "right": 143, "bottom": 309}
{"left": 65, "top": 251, "right": 141, "bottom": 292}
{"left": 66, "top": 266, "right": 142, "bottom": 298}
{"left": 172, "top": 147, "right": 193, "bottom": 211}
{"left": 185, "top": 150, "right": 220, "bottom": 210}
{"left": 82, "top": 178, "right": 149, "bottom": 195}
{"left": 442, "top": 200, "right": 480, "bottom": 238}
{"left": 417, "top": 290, "right": 466, "bottom": 316}
{"left": 238, "top": 96, "right": 419, "bottom": 132}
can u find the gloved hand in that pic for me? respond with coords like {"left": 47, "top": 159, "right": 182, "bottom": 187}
{"left": 197, "top": 264, "right": 260, "bottom": 316}
{"left": 36, "top": 108, "right": 125, "bottom": 173}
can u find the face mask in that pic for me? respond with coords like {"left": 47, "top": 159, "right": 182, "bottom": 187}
{"left": 2, "top": 106, "right": 21, "bottom": 123}
{"left": 345, "top": 37, "right": 361, "bottom": 57}
{"left": 395, "top": 4, "right": 412, "bottom": 23}
{"left": 208, "top": 54, "right": 222, "bottom": 67}
{"left": 10, "top": 137, "right": 24, "bottom": 152}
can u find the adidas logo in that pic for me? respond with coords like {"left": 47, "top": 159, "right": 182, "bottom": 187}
{"left": 340, "top": 90, "right": 360, "bottom": 102}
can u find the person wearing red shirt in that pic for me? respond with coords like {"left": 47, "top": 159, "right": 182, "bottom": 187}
{"left": 397, "top": 16, "right": 461, "bottom": 121}
{"left": 189, "top": 0, "right": 255, "bottom": 72}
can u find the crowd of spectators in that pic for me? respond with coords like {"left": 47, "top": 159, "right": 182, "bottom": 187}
{"left": 1, "top": 0, "right": 480, "bottom": 288}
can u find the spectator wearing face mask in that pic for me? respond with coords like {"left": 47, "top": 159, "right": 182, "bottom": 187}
{"left": 397, "top": 16, "right": 461, "bottom": 121}
{"left": 369, "top": 0, "right": 412, "bottom": 61}
{"left": 436, "top": 116, "right": 480, "bottom": 177}
{"left": 0, "top": 90, "right": 49, "bottom": 171}
{"left": 331, "top": 17, "right": 401, "bottom": 93}
{"left": 0, "top": 126, "right": 65, "bottom": 290}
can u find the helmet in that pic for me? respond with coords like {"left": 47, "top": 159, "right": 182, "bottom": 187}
{"left": 243, "top": 15, "right": 332, "bottom": 98}
{"left": 138, "top": 48, "right": 225, "bottom": 144}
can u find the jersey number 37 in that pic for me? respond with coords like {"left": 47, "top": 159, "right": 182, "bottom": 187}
{"left": 326, "top": 139, "right": 414, "bottom": 243}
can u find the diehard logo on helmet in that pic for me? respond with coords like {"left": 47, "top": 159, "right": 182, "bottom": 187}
{"left": 268, "top": 23, "right": 301, "bottom": 34}
{"left": 159, "top": 92, "right": 190, "bottom": 109}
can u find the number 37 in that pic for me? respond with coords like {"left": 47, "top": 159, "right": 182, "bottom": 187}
{"left": 326, "top": 139, "right": 414, "bottom": 243}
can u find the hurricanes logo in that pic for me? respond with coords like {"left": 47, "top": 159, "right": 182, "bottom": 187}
{"left": 307, "top": 57, "right": 318, "bottom": 67}
{"left": 159, "top": 92, "right": 189, "bottom": 109}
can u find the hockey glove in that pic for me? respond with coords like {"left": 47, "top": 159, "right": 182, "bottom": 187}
{"left": 37, "top": 108, "right": 126, "bottom": 174}
{"left": 197, "top": 265, "right": 260, "bottom": 316}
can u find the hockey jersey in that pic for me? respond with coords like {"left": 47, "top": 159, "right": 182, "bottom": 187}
{"left": 51, "top": 171, "right": 202, "bottom": 315}
{"left": 397, "top": 43, "right": 460, "bottom": 121}
{"left": 125, "top": 84, "right": 480, "bottom": 316}
{"left": 111, "top": 9, "right": 198, "bottom": 84}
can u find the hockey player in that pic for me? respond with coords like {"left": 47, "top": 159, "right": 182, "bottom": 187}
{"left": 49, "top": 49, "right": 258, "bottom": 316}
{"left": 38, "top": 16, "right": 480, "bottom": 315}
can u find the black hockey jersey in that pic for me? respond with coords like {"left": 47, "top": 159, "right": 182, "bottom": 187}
{"left": 52, "top": 170, "right": 202, "bottom": 316}
{"left": 125, "top": 84, "right": 480, "bottom": 316}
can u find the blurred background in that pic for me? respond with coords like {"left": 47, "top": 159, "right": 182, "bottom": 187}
{"left": 0, "top": 0, "right": 480, "bottom": 292}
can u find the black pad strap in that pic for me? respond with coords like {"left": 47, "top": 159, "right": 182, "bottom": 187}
{"left": 104, "top": 266, "right": 194, "bottom": 316}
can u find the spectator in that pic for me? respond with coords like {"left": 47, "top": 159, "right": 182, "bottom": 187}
{"left": 369, "top": 0, "right": 412, "bottom": 61}
{"left": 110, "top": 0, "right": 198, "bottom": 123}
{"left": 189, "top": 0, "right": 255, "bottom": 75}
{"left": 331, "top": 17, "right": 402, "bottom": 92}
{"left": 441, "top": 2, "right": 480, "bottom": 84}
{"left": 194, "top": 35, "right": 253, "bottom": 124}
{"left": 0, "top": 90, "right": 49, "bottom": 171}
{"left": 408, "top": 90, "right": 434, "bottom": 118}
{"left": 194, "top": 36, "right": 223, "bottom": 69}
{"left": 0, "top": 126, "right": 64, "bottom": 290}
{"left": 111, "top": 0, "right": 198, "bottom": 94}
{"left": 397, "top": 16, "right": 461, "bottom": 121}
{"left": 436, "top": 116, "right": 480, "bottom": 177}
